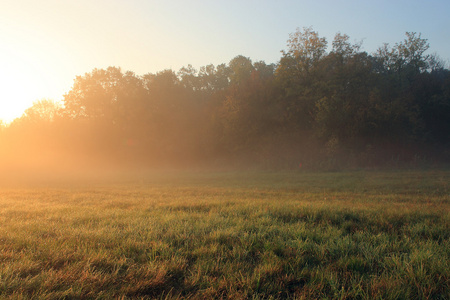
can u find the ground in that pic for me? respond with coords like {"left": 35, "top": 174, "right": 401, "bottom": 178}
{"left": 0, "top": 170, "right": 448, "bottom": 299}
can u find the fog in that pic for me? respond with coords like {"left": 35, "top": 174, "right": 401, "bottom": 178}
{"left": 1, "top": 30, "right": 449, "bottom": 183}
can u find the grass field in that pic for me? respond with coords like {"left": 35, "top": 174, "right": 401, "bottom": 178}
{"left": 0, "top": 170, "right": 448, "bottom": 299}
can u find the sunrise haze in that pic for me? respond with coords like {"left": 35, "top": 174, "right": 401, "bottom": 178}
{"left": 1, "top": 0, "right": 449, "bottom": 122}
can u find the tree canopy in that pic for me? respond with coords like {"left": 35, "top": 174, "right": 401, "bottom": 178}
{"left": 1, "top": 29, "right": 449, "bottom": 172}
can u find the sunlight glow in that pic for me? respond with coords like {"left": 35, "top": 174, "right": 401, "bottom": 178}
{"left": 0, "top": 48, "right": 54, "bottom": 123}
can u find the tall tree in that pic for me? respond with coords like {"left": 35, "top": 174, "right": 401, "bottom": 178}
{"left": 375, "top": 32, "right": 431, "bottom": 75}
{"left": 63, "top": 67, "right": 148, "bottom": 125}
{"left": 283, "top": 26, "right": 328, "bottom": 72}
{"left": 276, "top": 27, "right": 328, "bottom": 130}
{"left": 228, "top": 55, "right": 254, "bottom": 86}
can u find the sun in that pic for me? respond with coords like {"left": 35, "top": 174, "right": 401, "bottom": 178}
{"left": 0, "top": 50, "right": 53, "bottom": 124}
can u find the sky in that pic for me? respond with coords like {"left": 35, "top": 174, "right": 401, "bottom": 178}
{"left": 1, "top": 0, "right": 449, "bottom": 123}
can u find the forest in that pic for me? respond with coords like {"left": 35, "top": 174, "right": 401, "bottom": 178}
{"left": 1, "top": 28, "right": 449, "bottom": 173}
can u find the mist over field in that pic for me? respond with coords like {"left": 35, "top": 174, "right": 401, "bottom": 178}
{"left": 1, "top": 0, "right": 450, "bottom": 295}
{"left": 1, "top": 29, "right": 449, "bottom": 181}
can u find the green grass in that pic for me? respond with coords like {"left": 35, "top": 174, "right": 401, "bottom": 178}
{"left": 0, "top": 170, "right": 448, "bottom": 299}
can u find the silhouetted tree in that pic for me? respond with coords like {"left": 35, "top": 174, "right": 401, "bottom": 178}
{"left": 1, "top": 29, "right": 448, "bottom": 171}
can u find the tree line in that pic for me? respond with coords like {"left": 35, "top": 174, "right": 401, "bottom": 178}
{"left": 1, "top": 28, "right": 449, "bottom": 172}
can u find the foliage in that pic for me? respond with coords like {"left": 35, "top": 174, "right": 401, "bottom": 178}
{"left": 0, "top": 29, "right": 449, "bottom": 170}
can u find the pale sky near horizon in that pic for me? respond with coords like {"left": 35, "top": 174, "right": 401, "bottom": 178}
{"left": 1, "top": 0, "right": 449, "bottom": 122}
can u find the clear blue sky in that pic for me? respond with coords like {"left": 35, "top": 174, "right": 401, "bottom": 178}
{"left": 1, "top": 0, "right": 449, "bottom": 121}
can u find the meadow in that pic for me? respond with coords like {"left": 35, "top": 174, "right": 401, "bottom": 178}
{"left": 0, "top": 170, "right": 448, "bottom": 299}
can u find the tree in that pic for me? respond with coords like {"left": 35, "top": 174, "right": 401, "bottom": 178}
{"left": 21, "top": 99, "right": 62, "bottom": 123}
{"left": 275, "top": 27, "right": 329, "bottom": 131}
{"left": 63, "top": 67, "right": 146, "bottom": 122}
{"left": 331, "top": 33, "right": 362, "bottom": 61}
{"left": 375, "top": 32, "right": 431, "bottom": 75}
{"left": 219, "top": 63, "right": 280, "bottom": 158}
{"left": 253, "top": 61, "right": 275, "bottom": 80}
{"left": 198, "top": 64, "right": 229, "bottom": 91}
{"left": 64, "top": 67, "right": 118, "bottom": 120}
{"left": 397, "top": 32, "right": 430, "bottom": 73}
{"left": 0, "top": 29, "right": 448, "bottom": 171}
{"left": 314, "top": 51, "right": 376, "bottom": 144}
{"left": 214, "top": 63, "right": 231, "bottom": 90}
{"left": 284, "top": 26, "right": 328, "bottom": 72}
{"left": 228, "top": 55, "right": 254, "bottom": 86}
{"left": 178, "top": 64, "right": 200, "bottom": 90}
{"left": 410, "top": 69, "right": 450, "bottom": 147}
